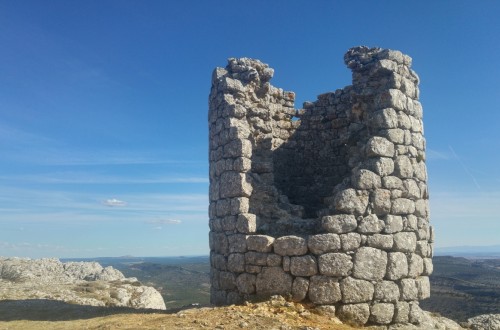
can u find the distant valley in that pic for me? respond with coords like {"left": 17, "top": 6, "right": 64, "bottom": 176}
{"left": 63, "top": 254, "right": 500, "bottom": 322}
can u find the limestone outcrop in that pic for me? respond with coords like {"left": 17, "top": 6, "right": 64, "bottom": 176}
{"left": 208, "top": 46, "right": 432, "bottom": 326}
{"left": 0, "top": 257, "right": 166, "bottom": 310}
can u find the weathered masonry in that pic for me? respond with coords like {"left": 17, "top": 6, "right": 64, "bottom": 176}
{"left": 208, "top": 47, "right": 433, "bottom": 326}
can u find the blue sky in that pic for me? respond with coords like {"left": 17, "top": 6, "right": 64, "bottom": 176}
{"left": 1, "top": 1, "right": 499, "bottom": 258}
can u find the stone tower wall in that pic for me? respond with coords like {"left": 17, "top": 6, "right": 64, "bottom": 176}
{"left": 208, "top": 46, "right": 433, "bottom": 326}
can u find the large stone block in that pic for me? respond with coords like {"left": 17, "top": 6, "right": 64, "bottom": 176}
{"left": 340, "top": 277, "right": 374, "bottom": 303}
{"left": 387, "top": 252, "right": 409, "bottom": 280}
{"left": 392, "top": 198, "right": 416, "bottom": 215}
{"left": 236, "top": 273, "right": 256, "bottom": 294}
{"left": 333, "top": 189, "right": 369, "bottom": 214}
{"left": 321, "top": 214, "right": 357, "bottom": 234}
{"left": 219, "top": 172, "right": 253, "bottom": 198}
{"left": 292, "top": 277, "right": 309, "bottom": 302}
{"left": 358, "top": 214, "right": 384, "bottom": 234}
{"left": 352, "top": 169, "right": 382, "bottom": 189}
{"left": 290, "top": 255, "right": 317, "bottom": 276}
{"left": 246, "top": 235, "right": 274, "bottom": 252}
{"left": 337, "top": 303, "right": 370, "bottom": 326}
{"left": 340, "top": 233, "right": 362, "bottom": 251}
{"left": 318, "top": 253, "right": 353, "bottom": 276}
{"left": 374, "top": 281, "right": 400, "bottom": 302}
{"left": 255, "top": 267, "right": 292, "bottom": 296}
{"left": 372, "top": 189, "right": 392, "bottom": 215}
{"left": 366, "top": 136, "right": 395, "bottom": 158}
{"left": 370, "top": 303, "right": 395, "bottom": 325}
{"left": 308, "top": 233, "right": 341, "bottom": 254}
{"left": 400, "top": 278, "right": 418, "bottom": 300}
{"left": 227, "top": 253, "right": 245, "bottom": 272}
{"left": 393, "top": 232, "right": 417, "bottom": 253}
{"left": 308, "top": 276, "right": 342, "bottom": 304}
{"left": 366, "top": 234, "right": 393, "bottom": 250}
{"left": 353, "top": 247, "right": 388, "bottom": 281}
{"left": 235, "top": 213, "right": 257, "bottom": 234}
{"left": 274, "top": 236, "right": 308, "bottom": 256}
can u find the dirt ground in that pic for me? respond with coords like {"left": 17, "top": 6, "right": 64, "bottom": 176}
{"left": 0, "top": 298, "right": 357, "bottom": 330}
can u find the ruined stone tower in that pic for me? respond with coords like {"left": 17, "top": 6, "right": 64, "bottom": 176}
{"left": 208, "top": 46, "right": 433, "bottom": 326}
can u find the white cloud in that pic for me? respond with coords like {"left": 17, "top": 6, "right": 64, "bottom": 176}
{"left": 102, "top": 198, "right": 127, "bottom": 207}
{"left": 146, "top": 219, "right": 182, "bottom": 225}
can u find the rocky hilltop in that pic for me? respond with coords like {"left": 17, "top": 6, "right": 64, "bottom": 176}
{"left": 0, "top": 257, "right": 166, "bottom": 310}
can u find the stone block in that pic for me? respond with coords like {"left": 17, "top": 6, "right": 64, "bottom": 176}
{"left": 255, "top": 267, "right": 292, "bottom": 296}
{"left": 216, "top": 199, "right": 231, "bottom": 217}
{"left": 245, "top": 251, "right": 268, "bottom": 266}
{"left": 283, "top": 256, "right": 290, "bottom": 271}
{"left": 321, "top": 214, "right": 357, "bottom": 234}
{"left": 219, "top": 271, "right": 236, "bottom": 290}
{"left": 394, "top": 301, "right": 410, "bottom": 323}
{"left": 416, "top": 276, "right": 430, "bottom": 299}
{"left": 227, "top": 234, "right": 247, "bottom": 253}
{"left": 318, "top": 253, "right": 353, "bottom": 276}
{"left": 308, "top": 276, "right": 341, "bottom": 304}
{"left": 409, "top": 302, "right": 425, "bottom": 324}
{"left": 407, "top": 253, "right": 424, "bottom": 277}
{"left": 358, "top": 214, "right": 385, "bottom": 234}
{"left": 366, "top": 136, "right": 395, "bottom": 158}
{"left": 223, "top": 139, "right": 252, "bottom": 158}
{"left": 227, "top": 253, "right": 245, "bottom": 272}
{"left": 353, "top": 247, "right": 388, "bottom": 281}
{"left": 413, "top": 161, "right": 427, "bottom": 181}
{"left": 266, "top": 253, "right": 282, "bottom": 267}
{"left": 235, "top": 273, "right": 255, "bottom": 294}
{"left": 372, "top": 189, "right": 392, "bottom": 215}
{"left": 394, "top": 155, "right": 414, "bottom": 178}
{"left": 380, "top": 128, "right": 405, "bottom": 144}
{"left": 333, "top": 189, "right": 369, "bottom": 214}
{"left": 374, "top": 281, "right": 400, "bottom": 302}
{"left": 366, "top": 234, "right": 393, "bottom": 250}
{"left": 392, "top": 198, "right": 415, "bottom": 215}
{"left": 246, "top": 234, "right": 274, "bottom": 252}
{"left": 209, "top": 232, "right": 228, "bottom": 254}
{"left": 211, "top": 252, "right": 227, "bottom": 270}
{"left": 340, "top": 233, "right": 362, "bottom": 251}
{"left": 382, "top": 176, "right": 404, "bottom": 189}
{"left": 383, "top": 215, "right": 403, "bottom": 234}
{"left": 292, "top": 277, "right": 309, "bottom": 302}
{"left": 414, "top": 199, "right": 429, "bottom": 217}
{"left": 362, "top": 158, "right": 395, "bottom": 178}
{"left": 308, "top": 233, "right": 341, "bottom": 254}
{"left": 369, "top": 108, "right": 399, "bottom": 129}
{"left": 352, "top": 169, "right": 382, "bottom": 189}
{"left": 340, "top": 277, "right": 374, "bottom": 303}
{"left": 230, "top": 197, "right": 250, "bottom": 215}
{"left": 219, "top": 172, "right": 253, "bottom": 198}
{"left": 400, "top": 278, "right": 418, "bottom": 300}
{"left": 422, "top": 258, "right": 433, "bottom": 275}
{"left": 221, "top": 215, "right": 236, "bottom": 231}
{"left": 290, "top": 255, "right": 317, "bottom": 277}
{"left": 387, "top": 252, "right": 409, "bottom": 280}
{"left": 370, "top": 303, "right": 395, "bottom": 325}
{"left": 393, "top": 232, "right": 417, "bottom": 253}
{"left": 337, "top": 303, "right": 370, "bottom": 326}
{"left": 274, "top": 235, "right": 308, "bottom": 256}
{"left": 236, "top": 213, "right": 256, "bottom": 233}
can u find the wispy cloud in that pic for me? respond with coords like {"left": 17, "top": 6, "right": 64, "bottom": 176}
{"left": 426, "top": 148, "right": 450, "bottom": 160}
{"left": 448, "top": 145, "right": 481, "bottom": 191}
{"left": 102, "top": 198, "right": 127, "bottom": 207}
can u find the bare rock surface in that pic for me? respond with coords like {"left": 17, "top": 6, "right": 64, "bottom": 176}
{"left": 0, "top": 257, "right": 166, "bottom": 310}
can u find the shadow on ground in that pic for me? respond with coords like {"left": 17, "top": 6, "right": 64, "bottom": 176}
{"left": 0, "top": 299, "right": 178, "bottom": 321}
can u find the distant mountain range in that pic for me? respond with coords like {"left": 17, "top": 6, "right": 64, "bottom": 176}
{"left": 434, "top": 245, "right": 500, "bottom": 257}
